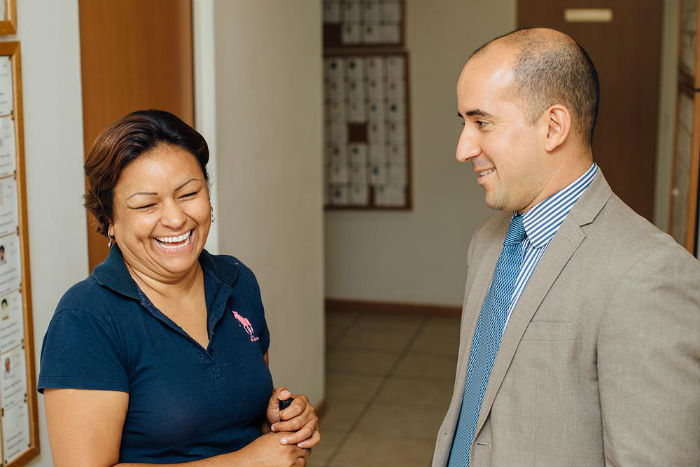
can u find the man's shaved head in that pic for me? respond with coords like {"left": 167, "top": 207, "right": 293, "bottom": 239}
{"left": 471, "top": 28, "right": 599, "bottom": 145}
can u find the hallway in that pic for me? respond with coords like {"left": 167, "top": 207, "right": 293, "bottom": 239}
{"left": 309, "top": 310, "right": 461, "bottom": 466}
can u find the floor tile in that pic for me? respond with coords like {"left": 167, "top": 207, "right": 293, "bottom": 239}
{"left": 326, "top": 321, "right": 354, "bottom": 352}
{"left": 327, "top": 348, "right": 401, "bottom": 376}
{"left": 319, "top": 400, "right": 366, "bottom": 433}
{"left": 353, "top": 402, "right": 446, "bottom": 440}
{"left": 326, "top": 311, "right": 359, "bottom": 328}
{"left": 306, "top": 430, "right": 346, "bottom": 467}
{"left": 374, "top": 375, "right": 455, "bottom": 410}
{"left": 335, "top": 322, "right": 416, "bottom": 353}
{"left": 394, "top": 351, "right": 458, "bottom": 381}
{"left": 326, "top": 373, "right": 384, "bottom": 404}
{"left": 329, "top": 432, "right": 435, "bottom": 467}
{"left": 424, "top": 314, "right": 462, "bottom": 331}
{"left": 408, "top": 323, "right": 461, "bottom": 357}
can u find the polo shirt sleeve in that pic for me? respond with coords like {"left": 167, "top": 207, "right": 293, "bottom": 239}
{"left": 250, "top": 272, "right": 271, "bottom": 355}
{"left": 38, "top": 308, "right": 129, "bottom": 394}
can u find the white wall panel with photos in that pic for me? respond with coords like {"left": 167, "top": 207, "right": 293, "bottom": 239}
{"left": 0, "top": 40, "right": 39, "bottom": 467}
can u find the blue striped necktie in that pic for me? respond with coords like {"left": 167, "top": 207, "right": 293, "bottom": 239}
{"left": 448, "top": 214, "right": 526, "bottom": 467}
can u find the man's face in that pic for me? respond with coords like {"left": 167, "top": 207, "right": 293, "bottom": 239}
{"left": 456, "top": 46, "right": 553, "bottom": 213}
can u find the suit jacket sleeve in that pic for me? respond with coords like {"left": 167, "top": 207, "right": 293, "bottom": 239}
{"left": 597, "top": 244, "right": 700, "bottom": 466}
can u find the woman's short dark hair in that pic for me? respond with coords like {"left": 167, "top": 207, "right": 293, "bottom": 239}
{"left": 84, "top": 109, "right": 209, "bottom": 236}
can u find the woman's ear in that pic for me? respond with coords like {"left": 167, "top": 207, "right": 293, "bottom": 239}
{"left": 543, "top": 104, "right": 571, "bottom": 152}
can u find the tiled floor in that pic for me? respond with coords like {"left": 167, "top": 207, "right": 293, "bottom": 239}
{"left": 309, "top": 310, "right": 461, "bottom": 467}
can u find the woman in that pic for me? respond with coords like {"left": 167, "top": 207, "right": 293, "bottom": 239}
{"left": 38, "top": 110, "right": 319, "bottom": 466}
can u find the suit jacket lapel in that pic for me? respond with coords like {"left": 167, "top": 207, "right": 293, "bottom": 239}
{"left": 473, "top": 171, "right": 613, "bottom": 440}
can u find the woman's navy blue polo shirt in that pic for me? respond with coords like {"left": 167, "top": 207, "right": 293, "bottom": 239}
{"left": 37, "top": 246, "right": 273, "bottom": 464}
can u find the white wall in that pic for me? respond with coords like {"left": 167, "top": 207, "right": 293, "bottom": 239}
{"left": 10, "top": 1, "right": 88, "bottom": 466}
{"left": 325, "top": 1, "right": 515, "bottom": 306}
{"left": 213, "top": 1, "right": 325, "bottom": 404}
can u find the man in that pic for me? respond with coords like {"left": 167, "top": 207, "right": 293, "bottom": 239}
{"left": 433, "top": 28, "right": 700, "bottom": 466}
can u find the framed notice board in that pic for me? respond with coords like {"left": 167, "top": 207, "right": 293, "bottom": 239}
{"left": 0, "top": 41, "right": 39, "bottom": 467}
{"left": 322, "top": 0, "right": 412, "bottom": 209}
{"left": 0, "top": 0, "right": 16, "bottom": 36}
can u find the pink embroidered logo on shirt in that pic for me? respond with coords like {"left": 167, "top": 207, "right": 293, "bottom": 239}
{"left": 232, "top": 310, "right": 259, "bottom": 342}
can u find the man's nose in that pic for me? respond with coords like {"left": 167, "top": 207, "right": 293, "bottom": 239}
{"left": 456, "top": 126, "right": 480, "bottom": 163}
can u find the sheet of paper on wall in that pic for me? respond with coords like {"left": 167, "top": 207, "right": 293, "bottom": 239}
{"left": 386, "top": 78, "right": 405, "bottom": 100}
{"left": 387, "top": 142, "right": 407, "bottom": 165}
{"left": 0, "top": 234, "right": 21, "bottom": 296}
{"left": 325, "top": 98, "right": 346, "bottom": 125}
{"left": 346, "top": 100, "right": 367, "bottom": 123}
{"left": 388, "top": 164, "right": 407, "bottom": 187}
{"left": 0, "top": 290, "right": 23, "bottom": 354}
{"left": 0, "top": 115, "right": 16, "bottom": 177}
{"left": 328, "top": 121, "right": 348, "bottom": 145}
{"left": 381, "top": 23, "right": 401, "bottom": 44}
{"left": 365, "top": 57, "right": 384, "bottom": 82}
{"left": 0, "top": 177, "right": 18, "bottom": 237}
{"left": 366, "top": 76, "right": 385, "bottom": 101}
{"left": 330, "top": 185, "right": 350, "bottom": 205}
{"left": 323, "top": 0, "right": 342, "bottom": 23}
{"left": 1, "top": 345, "right": 29, "bottom": 465}
{"left": 386, "top": 97, "right": 406, "bottom": 121}
{"left": 345, "top": 58, "right": 364, "bottom": 82}
{"left": 385, "top": 56, "right": 405, "bottom": 79}
{"left": 342, "top": 22, "right": 362, "bottom": 44}
{"left": 367, "top": 101, "right": 385, "bottom": 123}
{"left": 382, "top": 0, "right": 402, "bottom": 22}
{"left": 363, "top": 22, "right": 382, "bottom": 44}
{"left": 368, "top": 121, "right": 386, "bottom": 144}
{"left": 325, "top": 75, "right": 345, "bottom": 102}
{"left": 369, "top": 144, "right": 386, "bottom": 167}
{"left": 343, "top": 0, "right": 361, "bottom": 22}
{"left": 348, "top": 143, "right": 367, "bottom": 167}
{"left": 329, "top": 161, "right": 349, "bottom": 184}
{"left": 375, "top": 185, "right": 405, "bottom": 206}
{"left": 349, "top": 164, "right": 368, "bottom": 185}
{"left": 349, "top": 184, "right": 369, "bottom": 205}
{"left": 363, "top": 0, "right": 382, "bottom": 22}
{"left": 0, "top": 57, "right": 13, "bottom": 117}
{"left": 325, "top": 58, "right": 345, "bottom": 82}
{"left": 387, "top": 121, "right": 406, "bottom": 144}
{"left": 345, "top": 78, "right": 366, "bottom": 106}
{"left": 369, "top": 163, "right": 387, "bottom": 186}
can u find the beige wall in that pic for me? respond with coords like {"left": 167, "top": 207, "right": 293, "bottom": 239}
{"left": 213, "top": 1, "right": 325, "bottom": 403}
{"left": 16, "top": 1, "right": 88, "bottom": 465}
{"left": 325, "top": 0, "right": 516, "bottom": 306}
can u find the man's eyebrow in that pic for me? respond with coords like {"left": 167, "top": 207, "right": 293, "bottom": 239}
{"left": 465, "top": 109, "right": 495, "bottom": 118}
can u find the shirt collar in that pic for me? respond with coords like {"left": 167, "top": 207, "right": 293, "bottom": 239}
{"left": 520, "top": 162, "right": 598, "bottom": 248}
{"left": 92, "top": 245, "right": 239, "bottom": 299}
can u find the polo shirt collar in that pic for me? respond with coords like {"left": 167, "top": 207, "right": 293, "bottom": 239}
{"left": 92, "top": 245, "right": 239, "bottom": 299}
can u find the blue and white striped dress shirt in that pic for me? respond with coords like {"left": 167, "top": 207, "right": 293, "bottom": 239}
{"left": 502, "top": 163, "right": 598, "bottom": 329}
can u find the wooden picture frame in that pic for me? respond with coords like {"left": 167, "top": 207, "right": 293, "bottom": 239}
{"left": 0, "top": 0, "right": 17, "bottom": 36}
{"left": 0, "top": 41, "right": 39, "bottom": 467}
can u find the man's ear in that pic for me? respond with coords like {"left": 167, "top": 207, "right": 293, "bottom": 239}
{"left": 543, "top": 105, "right": 571, "bottom": 152}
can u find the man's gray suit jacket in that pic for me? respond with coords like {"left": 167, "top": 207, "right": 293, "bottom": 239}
{"left": 433, "top": 171, "right": 700, "bottom": 466}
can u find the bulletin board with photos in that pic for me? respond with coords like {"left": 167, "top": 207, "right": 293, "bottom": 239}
{"left": 670, "top": 0, "right": 700, "bottom": 257}
{"left": 0, "top": 42, "right": 40, "bottom": 466}
{"left": 323, "top": 0, "right": 412, "bottom": 209}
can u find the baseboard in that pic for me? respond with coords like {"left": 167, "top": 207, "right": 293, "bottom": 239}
{"left": 325, "top": 298, "right": 461, "bottom": 316}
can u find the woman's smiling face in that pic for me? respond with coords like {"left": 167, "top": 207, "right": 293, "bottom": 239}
{"left": 110, "top": 143, "right": 211, "bottom": 282}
